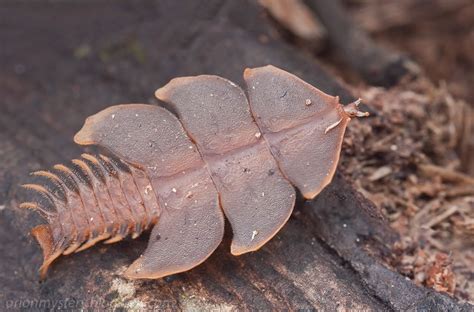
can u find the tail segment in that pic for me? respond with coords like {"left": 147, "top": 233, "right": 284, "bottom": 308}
{"left": 20, "top": 154, "right": 160, "bottom": 279}
{"left": 30, "top": 225, "right": 61, "bottom": 278}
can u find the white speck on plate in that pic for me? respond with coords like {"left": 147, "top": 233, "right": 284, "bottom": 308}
{"left": 144, "top": 185, "right": 152, "bottom": 195}
{"left": 251, "top": 230, "right": 259, "bottom": 241}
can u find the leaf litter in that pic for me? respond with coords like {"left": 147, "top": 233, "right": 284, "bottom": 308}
{"left": 341, "top": 78, "right": 473, "bottom": 302}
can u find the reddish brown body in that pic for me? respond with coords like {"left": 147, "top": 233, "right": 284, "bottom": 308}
{"left": 21, "top": 65, "right": 367, "bottom": 279}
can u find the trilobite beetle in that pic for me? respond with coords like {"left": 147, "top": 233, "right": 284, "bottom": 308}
{"left": 20, "top": 65, "right": 368, "bottom": 279}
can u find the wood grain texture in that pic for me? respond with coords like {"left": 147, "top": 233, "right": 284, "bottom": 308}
{"left": 0, "top": 0, "right": 469, "bottom": 310}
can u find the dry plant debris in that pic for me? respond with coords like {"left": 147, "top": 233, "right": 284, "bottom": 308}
{"left": 341, "top": 79, "right": 473, "bottom": 302}
{"left": 258, "top": 0, "right": 325, "bottom": 41}
{"left": 349, "top": 0, "right": 474, "bottom": 173}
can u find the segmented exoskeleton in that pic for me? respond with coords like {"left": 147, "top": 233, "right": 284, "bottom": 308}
{"left": 22, "top": 153, "right": 160, "bottom": 277}
{"left": 21, "top": 65, "right": 368, "bottom": 279}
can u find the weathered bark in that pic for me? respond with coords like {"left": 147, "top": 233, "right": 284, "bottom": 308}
{"left": 0, "top": 0, "right": 470, "bottom": 310}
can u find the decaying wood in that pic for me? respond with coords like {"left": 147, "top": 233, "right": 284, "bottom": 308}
{"left": 0, "top": 0, "right": 470, "bottom": 310}
{"left": 304, "top": 0, "right": 420, "bottom": 87}
{"left": 342, "top": 82, "right": 474, "bottom": 301}
{"left": 419, "top": 164, "right": 474, "bottom": 185}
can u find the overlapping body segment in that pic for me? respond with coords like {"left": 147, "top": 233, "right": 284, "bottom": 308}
{"left": 156, "top": 76, "right": 296, "bottom": 255}
{"left": 156, "top": 75, "right": 261, "bottom": 155}
{"left": 74, "top": 104, "right": 203, "bottom": 176}
{"left": 75, "top": 104, "right": 224, "bottom": 279}
{"left": 22, "top": 154, "right": 161, "bottom": 278}
{"left": 21, "top": 65, "right": 367, "bottom": 279}
{"left": 244, "top": 65, "right": 359, "bottom": 199}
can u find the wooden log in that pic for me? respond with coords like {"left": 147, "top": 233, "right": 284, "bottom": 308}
{"left": 0, "top": 0, "right": 469, "bottom": 310}
{"left": 305, "top": 0, "right": 419, "bottom": 87}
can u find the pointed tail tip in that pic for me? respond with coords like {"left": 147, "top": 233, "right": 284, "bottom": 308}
{"left": 31, "top": 224, "right": 60, "bottom": 280}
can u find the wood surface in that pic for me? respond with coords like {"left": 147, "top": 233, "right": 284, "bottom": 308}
{"left": 0, "top": 1, "right": 469, "bottom": 310}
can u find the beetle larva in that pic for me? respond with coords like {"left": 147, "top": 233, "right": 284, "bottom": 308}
{"left": 21, "top": 65, "right": 368, "bottom": 279}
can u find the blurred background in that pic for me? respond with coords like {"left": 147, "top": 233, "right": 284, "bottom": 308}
{"left": 0, "top": 0, "right": 472, "bottom": 308}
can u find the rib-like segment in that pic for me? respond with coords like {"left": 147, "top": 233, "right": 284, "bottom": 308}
{"left": 19, "top": 184, "right": 68, "bottom": 248}
{"left": 71, "top": 158, "right": 110, "bottom": 252}
{"left": 97, "top": 155, "right": 136, "bottom": 243}
{"left": 105, "top": 155, "right": 148, "bottom": 238}
{"left": 128, "top": 165, "right": 160, "bottom": 230}
{"left": 21, "top": 155, "right": 161, "bottom": 278}
{"left": 80, "top": 154, "right": 121, "bottom": 236}
{"left": 68, "top": 160, "right": 108, "bottom": 249}
{"left": 19, "top": 202, "right": 53, "bottom": 218}
{"left": 53, "top": 164, "right": 92, "bottom": 255}
{"left": 20, "top": 180, "right": 69, "bottom": 275}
